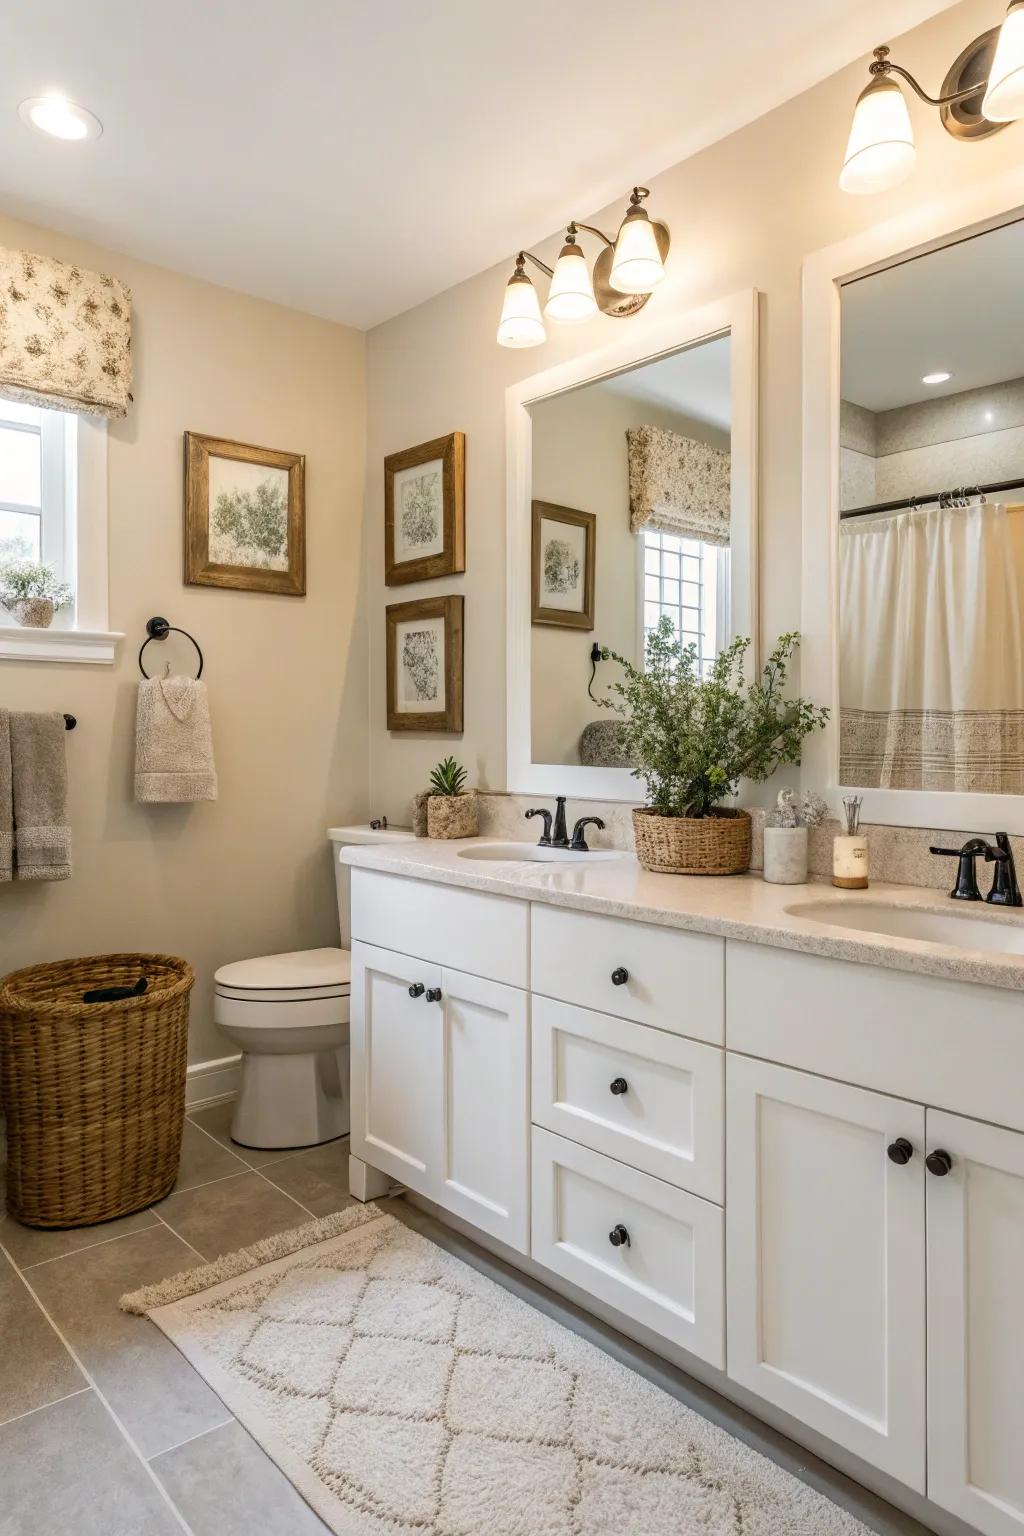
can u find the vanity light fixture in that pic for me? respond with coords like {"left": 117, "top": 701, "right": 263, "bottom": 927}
{"left": 840, "top": 4, "right": 1024, "bottom": 195}
{"left": 18, "top": 94, "right": 102, "bottom": 141}
{"left": 922, "top": 370, "right": 952, "bottom": 385}
{"left": 497, "top": 187, "right": 670, "bottom": 349}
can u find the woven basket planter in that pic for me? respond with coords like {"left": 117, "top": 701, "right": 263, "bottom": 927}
{"left": 0, "top": 953, "right": 194, "bottom": 1229}
{"left": 427, "top": 792, "right": 479, "bottom": 839}
{"left": 632, "top": 807, "right": 752, "bottom": 876}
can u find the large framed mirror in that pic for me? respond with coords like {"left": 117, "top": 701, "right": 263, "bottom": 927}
{"left": 803, "top": 168, "right": 1024, "bottom": 833}
{"left": 506, "top": 291, "right": 759, "bottom": 800}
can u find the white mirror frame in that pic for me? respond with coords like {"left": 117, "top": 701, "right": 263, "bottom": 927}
{"left": 506, "top": 288, "right": 759, "bottom": 801}
{"left": 802, "top": 166, "right": 1024, "bottom": 835}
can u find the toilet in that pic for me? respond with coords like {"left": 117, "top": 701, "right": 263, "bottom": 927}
{"left": 214, "top": 823, "right": 415, "bottom": 1150}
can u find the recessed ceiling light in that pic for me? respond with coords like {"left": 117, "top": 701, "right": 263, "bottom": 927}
{"left": 18, "top": 95, "right": 102, "bottom": 142}
{"left": 921, "top": 371, "right": 951, "bottom": 385}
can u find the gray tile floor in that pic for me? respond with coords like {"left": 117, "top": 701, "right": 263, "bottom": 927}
{"left": 0, "top": 1100, "right": 939, "bottom": 1536}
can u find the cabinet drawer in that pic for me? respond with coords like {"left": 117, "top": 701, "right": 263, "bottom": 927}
{"left": 531, "top": 1127, "right": 724, "bottom": 1365}
{"left": 531, "top": 905, "right": 723, "bottom": 1043}
{"left": 351, "top": 869, "right": 527, "bottom": 987}
{"left": 532, "top": 997, "right": 723, "bottom": 1201}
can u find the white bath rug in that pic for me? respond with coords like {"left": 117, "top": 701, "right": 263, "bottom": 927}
{"left": 123, "top": 1208, "right": 873, "bottom": 1536}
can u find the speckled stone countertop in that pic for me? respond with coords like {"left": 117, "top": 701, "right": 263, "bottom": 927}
{"left": 341, "top": 837, "right": 1024, "bottom": 994}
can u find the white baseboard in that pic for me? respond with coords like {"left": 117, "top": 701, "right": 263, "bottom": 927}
{"left": 185, "top": 1053, "right": 241, "bottom": 1107}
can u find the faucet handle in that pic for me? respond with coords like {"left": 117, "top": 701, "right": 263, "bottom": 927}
{"left": 525, "top": 807, "right": 553, "bottom": 846}
{"left": 929, "top": 840, "right": 987, "bottom": 901}
{"left": 570, "top": 816, "right": 606, "bottom": 851}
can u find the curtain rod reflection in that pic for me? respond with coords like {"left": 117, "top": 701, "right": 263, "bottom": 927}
{"left": 841, "top": 477, "right": 1024, "bottom": 520}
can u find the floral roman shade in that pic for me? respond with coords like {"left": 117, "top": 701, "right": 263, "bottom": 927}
{"left": 0, "top": 247, "right": 132, "bottom": 418}
{"left": 626, "top": 424, "right": 730, "bottom": 545}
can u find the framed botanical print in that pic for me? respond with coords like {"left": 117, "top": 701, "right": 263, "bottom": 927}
{"left": 384, "top": 432, "right": 465, "bottom": 585}
{"left": 386, "top": 595, "right": 464, "bottom": 733}
{"left": 531, "top": 500, "right": 596, "bottom": 629}
{"left": 184, "top": 432, "right": 305, "bottom": 596}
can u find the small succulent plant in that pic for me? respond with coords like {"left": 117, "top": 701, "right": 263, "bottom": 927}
{"left": 428, "top": 756, "right": 469, "bottom": 797}
{"left": 0, "top": 559, "right": 73, "bottom": 611}
{"left": 764, "top": 788, "right": 830, "bottom": 829}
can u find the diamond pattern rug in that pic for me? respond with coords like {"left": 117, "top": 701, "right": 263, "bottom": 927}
{"left": 138, "top": 1208, "right": 872, "bottom": 1536}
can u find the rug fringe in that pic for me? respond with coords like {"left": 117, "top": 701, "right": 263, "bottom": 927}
{"left": 120, "top": 1202, "right": 386, "bottom": 1315}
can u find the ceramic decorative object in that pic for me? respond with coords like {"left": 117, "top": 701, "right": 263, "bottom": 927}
{"left": 763, "top": 825, "right": 809, "bottom": 885}
{"left": 6, "top": 596, "right": 55, "bottom": 628}
{"left": 427, "top": 792, "right": 479, "bottom": 840}
{"left": 632, "top": 807, "right": 751, "bottom": 876}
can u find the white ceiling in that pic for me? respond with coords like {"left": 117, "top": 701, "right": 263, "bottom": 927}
{"left": 842, "top": 219, "right": 1024, "bottom": 412}
{"left": 1, "top": 0, "right": 954, "bottom": 330}
{"left": 597, "top": 337, "right": 732, "bottom": 432}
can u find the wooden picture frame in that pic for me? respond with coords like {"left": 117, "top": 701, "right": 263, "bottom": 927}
{"left": 386, "top": 594, "right": 464, "bottom": 733}
{"left": 184, "top": 432, "right": 306, "bottom": 596}
{"left": 531, "top": 500, "right": 596, "bottom": 629}
{"left": 384, "top": 432, "right": 465, "bottom": 585}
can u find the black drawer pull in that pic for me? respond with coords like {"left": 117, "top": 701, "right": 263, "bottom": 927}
{"left": 926, "top": 1148, "right": 953, "bottom": 1177}
{"left": 609, "top": 1077, "right": 628, "bottom": 1096}
{"left": 424, "top": 987, "right": 443, "bottom": 1003}
{"left": 611, "top": 967, "right": 629, "bottom": 986}
{"left": 608, "top": 1223, "right": 630, "bottom": 1248}
{"left": 886, "top": 1138, "right": 914, "bottom": 1166}
{"left": 408, "top": 983, "right": 425, "bottom": 998}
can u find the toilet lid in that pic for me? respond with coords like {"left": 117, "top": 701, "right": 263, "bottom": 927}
{"left": 215, "top": 947, "right": 351, "bottom": 995}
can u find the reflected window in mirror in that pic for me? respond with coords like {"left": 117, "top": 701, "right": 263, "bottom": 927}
{"left": 641, "top": 528, "right": 730, "bottom": 680}
{"left": 838, "top": 217, "right": 1024, "bottom": 796}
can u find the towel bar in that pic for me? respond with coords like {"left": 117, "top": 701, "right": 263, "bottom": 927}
{"left": 63, "top": 714, "right": 76, "bottom": 731}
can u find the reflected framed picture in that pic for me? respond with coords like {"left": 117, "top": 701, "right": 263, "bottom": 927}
{"left": 184, "top": 432, "right": 305, "bottom": 595}
{"left": 531, "top": 500, "right": 595, "bottom": 629}
{"left": 384, "top": 432, "right": 465, "bottom": 585}
{"left": 386, "top": 594, "right": 464, "bottom": 733}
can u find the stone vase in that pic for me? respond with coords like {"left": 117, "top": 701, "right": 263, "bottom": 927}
{"left": 763, "top": 825, "right": 809, "bottom": 885}
{"left": 6, "top": 596, "right": 55, "bottom": 628}
{"left": 427, "top": 792, "right": 479, "bottom": 840}
{"left": 411, "top": 790, "right": 431, "bottom": 838}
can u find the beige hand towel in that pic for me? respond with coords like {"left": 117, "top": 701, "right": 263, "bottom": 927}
{"left": 135, "top": 676, "right": 218, "bottom": 803}
{"left": 0, "top": 708, "right": 12, "bottom": 882}
{"left": 9, "top": 711, "right": 71, "bottom": 881}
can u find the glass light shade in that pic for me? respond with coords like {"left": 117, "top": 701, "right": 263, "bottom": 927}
{"left": 982, "top": 1, "right": 1024, "bottom": 121}
{"left": 839, "top": 77, "right": 915, "bottom": 194}
{"left": 496, "top": 271, "right": 546, "bottom": 348}
{"left": 609, "top": 209, "right": 664, "bottom": 294}
{"left": 544, "top": 243, "right": 597, "bottom": 323}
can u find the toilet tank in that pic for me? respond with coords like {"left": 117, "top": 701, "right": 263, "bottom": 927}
{"left": 327, "top": 824, "right": 417, "bottom": 947}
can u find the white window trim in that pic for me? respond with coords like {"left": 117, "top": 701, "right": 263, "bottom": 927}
{"left": 0, "top": 414, "right": 123, "bottom": 664}
{"left": 634, "top": 530, "right": 732, "bottom": 676}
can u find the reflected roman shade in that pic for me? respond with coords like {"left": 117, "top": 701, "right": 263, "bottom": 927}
{"left": 0, "top": 246, "right": 132, "bottom": 418}
{"left": 626, "top": 424, "right": 731, "bottom": 545}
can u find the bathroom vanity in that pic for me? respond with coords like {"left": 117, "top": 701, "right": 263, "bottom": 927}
{"left": 344, "top": 838, "right": 1024, "bottom": 1536}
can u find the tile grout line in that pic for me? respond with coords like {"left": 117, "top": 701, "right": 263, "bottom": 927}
{"left": 19, "top": 1219, "right": 163, "bottom": 1272}
{"left": 0, "top": 1385, "right": 92, "bottom": 1431}
{"left": 185, "top": 1113, "right": 307, "bottom": 1171}
{"left": 149, "top": 1205, "right": 208, "bottom": 1265}
{"left": 147, "top": 1414, "right": 235, "bottom": 1463}
{"left": 0, "top": 1235, "right": 200, "bottom": 1536}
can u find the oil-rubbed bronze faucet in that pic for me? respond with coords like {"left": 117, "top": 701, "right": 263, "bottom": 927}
{"left": 524, "top": 797, "right": 606, "bottom": 851}
{"left": 929, "top": 832, "right": 1022, "bottom": 905}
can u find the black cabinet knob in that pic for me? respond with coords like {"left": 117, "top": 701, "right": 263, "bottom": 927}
{"left": 408, "top": 983, "right": 425, "bottom": 998}
{"left": 926, "top": 1148, "right": 953, "bottom": 1177}
{"left": 608, "top": 1223, "right": 630, "bottom": 1248}
{"left": 611, "top": 967, "right": 629, "bottom": 986}
{"left": 887, "top": 1137, "right": 914, "bottom": 1166}
{"left": 424, "top": 987, "right": 443, "bottom": 1003}
{"left": 609, "top": 1077, "right": 629, "bottom": 1096}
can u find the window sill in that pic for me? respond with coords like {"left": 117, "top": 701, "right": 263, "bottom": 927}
{"left": 0, "top": 624, "right": 125, "bottom": 664}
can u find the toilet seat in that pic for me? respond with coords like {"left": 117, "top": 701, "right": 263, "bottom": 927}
{"left": 214, "top": 948, "right": 351, "bottom": 1027}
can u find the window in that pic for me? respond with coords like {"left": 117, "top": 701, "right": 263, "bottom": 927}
{"left": 0, "top": 395, "right": 117, "bottom": 661}
{"left": 639, "top": 527, "right": 730, "bottom": 677}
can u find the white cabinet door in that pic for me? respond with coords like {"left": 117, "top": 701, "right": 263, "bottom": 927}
{"left": 927, "top": 1111, "right": 1024, "bottom": 1536}
{"left": 436, "top": 967, "right": 529, "bottom": 1253}
{"left": 726, "top": 1055, "right": 925, "bottom": 1490}
{"left": 350, "top": 941, "right": 441, "bottom": 1194}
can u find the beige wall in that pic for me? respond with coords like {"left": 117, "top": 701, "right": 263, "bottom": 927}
{"left": 0, "top": 215, "right": 368, "bottom": 1065}
{"left": 364, "top": 0, "right": 1019, "bottom": 818}
{"left": 530, "top": 387, "right": 726, "bottom": 764}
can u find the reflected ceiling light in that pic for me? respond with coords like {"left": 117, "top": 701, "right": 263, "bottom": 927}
{"left": 840, "top": 11, "right": 1024, "bottom": 195}
{"left": 497, "top": 188, "right": 669, "bottom": 349}
{"left": 18, "top": 94, "right": 102, "bottom": 141}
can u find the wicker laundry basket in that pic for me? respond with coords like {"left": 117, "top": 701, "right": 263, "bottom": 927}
{"left": 0, "top": 953, "right": 193, "bottom": 1228}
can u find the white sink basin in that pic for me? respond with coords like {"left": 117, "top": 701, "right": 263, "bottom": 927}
{"left": 458, "top": 841, "right": 623, "bottom": 864}
{"left": 787, "top": 899, "right": 1024, "bottom": 956}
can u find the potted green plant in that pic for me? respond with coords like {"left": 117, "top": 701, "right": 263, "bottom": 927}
{"left": 0, "top": 560, "right": 73, "bottom": 629}
{"left": 426, "top": 756, "right": 479, "bottom": 840}
{"left": 600, "top": 619, "right": 829, "bottom": 875}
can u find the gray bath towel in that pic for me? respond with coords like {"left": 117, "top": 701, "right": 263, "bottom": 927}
{"left": 9, "top": 711, "right": 71, "bottom": 881}
{"left": 135, "top": 676, "right": 218, "bottom": 803}
{"left": 0, "top": 708, "right": 11, "bottom": 882}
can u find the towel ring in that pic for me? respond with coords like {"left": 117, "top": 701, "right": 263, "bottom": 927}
{"left": 138, "top": 616, "right": 204, "bottom": 680}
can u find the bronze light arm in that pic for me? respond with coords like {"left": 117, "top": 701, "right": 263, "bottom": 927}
{"left": 869, "top": 45, "right": 985, "bottom": 108}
